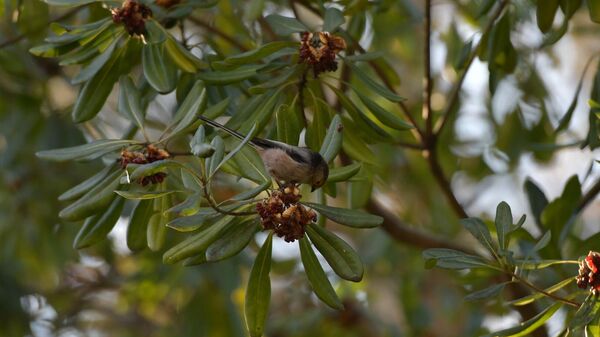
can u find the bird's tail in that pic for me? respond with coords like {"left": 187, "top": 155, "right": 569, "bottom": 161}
{"left": 198, "top": 116, "right": 247, "bottom": 142}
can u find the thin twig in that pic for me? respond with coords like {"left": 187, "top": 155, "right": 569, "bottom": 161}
{"left": 509, "top": 272, "right": 581, "bottom": 308}
{"left": 576, "top": 177, "right": 600, "bottom": 215}
{"left": 187, "top": 16, "right": 249, "bottom": 52}
{"left": 434, "top": 0, "right": 510, "bottom": 135}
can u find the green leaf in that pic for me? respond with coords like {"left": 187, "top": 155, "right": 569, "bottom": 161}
{"left": 524, "top": 178, "right": 549, "bottom": 227}
{"left": 218, "top": 41, "right": 298, "bottom": 67}
{"left": 190, "top": 126, "right": 213, "bottom": 157}
{"left": 464, "top": 282, "right": 507, "bottom": 302}
{"left": 348, "top": 62, "right": 405, "bottom": 102}
{"left": 197, "top": 65, "right": 263, "bottom": 85}
{"left": 305, "top": 223, "right": 363, "bottom": 282}
{"left": 118, "top": 76, "right": 146, "bottom": 131}
{"left": 537, "top": 0, "right": 559, "bottom": 33}
{"left": 556, "top": 57, "right": 593, "bottom": 132}
{"left": 319, "top": 115, "right": 343, "bottom": 163}
{"left": 204, "top": 97, "right": 231, "bottom": 119}
{"left": 37, "top": 139, "right": 135, "bottom": 162}
{"left": 540, "top": 175, "right": 581, "bottom": 244}
{"left": 275, "top": 104, "right": 303, "bottom": 145}
{"left": 532, "top": 231, "right": 552, "bottom": 252}
{"left": 495, "top": 201, "right": 512, "bottom": 251}
{"left": 228, "top": 147, "right": 270, "bottom": 183}
{"left": 59, "top": 165, "right": 114, "bottom": 201}
{"left": 71, "top": 37, "right": 118, "bottom": 85}
{"left": 341, "top": 118, "right": 376, "bottom": 164}
{"left": 163, "top": 81, "right": 206, "bottom": 140}
{"left": 42, "top": 0, "right": 98, "bottom": 6}
{"left": 143, "top": 19, "right": 167, "bottom": 44}
{"left": 355, "top": 91, "right": 413, "bottom": 130}
{"left": 127, "top": 199, "right": 154, "bottom": 252}
{"left": 460, "top": 218, "right": 497, "bottom": 255}
{"left": 166, "top": 192, "right": 202, "bottom": 216}
{"left": 508, "top": 277, "right": 575, "bottom": 306}
{"left": 209, "top": 123, "right": 259, "bottom": 180}
{"left": 71, "top": 37, "right": 128, "bottom": 123}
{"left": 327, "top": 163, "right": 361, "bottom": 183}
{"left": 114, "top": 190, "right": 179, "bottom": 200}
{"left": 299, "top": 237, "right": 344, "bottom": 310}
{"left": 208, "top": 135, "right": 225, "bottom": 176}
{"left": 588, "top": 0, "right": 600, "bottom": 23}
{"left": 73, "top": 197, "right": 125, "bottom": 249}
{"left": 515, "top": 259, "right": 577, "bottom": 269}
{"left": 249, "top": 65, "right": 301, "bottom": 94}
{"left": 245, "top": 233, "right": 273, "bottom": 337}
{"left": 165, "top": 37, "right": 206, "bottom": 72}
{"left": 302, "top": 202, "right": 382, "bottom": 228}
{"left": 265, "top": 14, "right": 308, "bottom": 35}
{"left": 147, "top": 196, "right": 169, "bottom": 251}
{"left": 142, "top": 42, "right": 177, "bottom": 93}
{"left": 129, "top": 160, "right": 189, "bottom": 181}
{"left": 205, "top": 219, "right": 258, "bottom": 262}
{"left": 570, "top": 295, "right": 600, "bottom": 330}
{"left": 323, "top": 7, "right": 345, "bottom": 32}
{"left": 59, "top": 170, "right": 123, "bottom": 221}
{"left": 231, "top": 180, "right": 271, "bottom": 201}
{"left": 484, "top": 302, "right": 561, "bottom": 337}
{"left": 422, "top": 248, "right": 495, "bottom": 270}
{"left": 166, "top": 208, "right": 223, "bottom": 232}
{"left": 163, "top": 215, "right": 237, "bottom": 263}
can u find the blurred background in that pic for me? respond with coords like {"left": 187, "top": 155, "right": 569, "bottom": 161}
{"left": 1, "top": 0, "right": 599, "bottom": 336}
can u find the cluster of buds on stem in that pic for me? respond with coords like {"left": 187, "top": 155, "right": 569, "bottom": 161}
{"left": 256, "top": 185, "right": 317, "bottom": 242}
{"left": 299, "top": 32, "right": 347, "bottom": 77}
{"left": 111, "top": 0, "right": 152, "bottom": 36}
{"left": 576, "top": 251, "right": 600, "bottom": 295}
{"left": 119, "top": 144, "right": 170, "bottom": 186}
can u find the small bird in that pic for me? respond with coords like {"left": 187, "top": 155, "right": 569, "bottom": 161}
{"left": 198, "top": 116, "right": 329, "bottom": 191}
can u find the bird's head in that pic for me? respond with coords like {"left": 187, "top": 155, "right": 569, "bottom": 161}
{"left": 310, "top": 155, "right": 329, "bottom": 192}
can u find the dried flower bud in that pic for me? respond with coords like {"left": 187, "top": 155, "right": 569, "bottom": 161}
{"left": 118, "top": 145, "right": 170, "bottom": 185}
{"left": 576, "top": 251, "right": 600, "bottom": 295}
{"left": 256, "top": 184, "right": 316, "bottom": 242}
{"left": 111, "top": 0, "right": 152, "bottom": 36}
{"left": 299, "top": 31, "right": 347, "bottom": 77}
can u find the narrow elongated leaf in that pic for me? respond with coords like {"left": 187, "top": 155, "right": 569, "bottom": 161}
{"left": 323, "top": 7, "right": 345, "bottom": 32}
{"left": 299, "top": 237, "right": 344, "bottom": 310}
{"left": 204, "top": 98, "right": 230, "bottom": 119}
{"left": 231, "top": 180, "right": 271, "bottom": 201}
{"left": 71, "top": 38, "right": 127, "bottom": 123}
{"left": 209, "top": 123, "right": 258, "bottom": 179}
{"left": 166, "top": 192, "right": 202, "bottom": 216}
{"left": 515, "top": 259, "right": 578, "bottom": 269}
{"left": 142, "top": 42, "right": 177, "bottom": 93}
{"left": 166, "top": 208, "right": 223, "bottom": 232}
{"left": 165, "top": 37, "right": 206, "bottom": 72}
{"left": 127, "top": 199, "right": 154, "bottom": 251}
{"left": 305, "top": 223, "right": 363, "bottom": 282}
{"left": 464, "top": 282, "right": 507, "bottom": 301}
{"left": 556, "top": 57, "right": 594, "bottom": 132}
{"left": 571, "top": 295, "right": 600, "bottom": 330}
{"left": 228, "top": 147, "right": 270, "bottom": 183}
{"left": 147, "top": 196, "right": 169, "bottom": 251}
{"left": 43, "top": 0, "right": 98, "bottom": 6}
{"left": 495, "top": 201, "right": 512, "bottom": 251}
{"left": 423, "top": 248, "right": 495, "bottom": 270}
{"left": 509, "top": 277, "right": 576, "bottom": 306}
{"left": 276, "top": 104, "right": 303, "bottom": 145}
{"left": 197, "top": 65, "right": 263, "bottom": 84}
{"left": 589, "top": 0, "right": 600, "bottom": 23}
{"left": 302, "top": 202, "right": 382, "bottom": 228}
{"left": 348, "top": 62, "right": 405, "bottom": 102}
{"left": 461, "top": 218, "right": 497, "bottom": 255}
{"left": 128, "top": 160, "right": 190, "bottom": 181}
{"left": 163, "top": 215, "right": 237, "bottom": 263}
{"left": 319, "top": 115, "right": 343, "bottom": 163}
{"left": 73, "top": 197, "right": 125, "bottom": 249}
{"left": 118, "top": 76, "right": 145, "bottom": 131}
{"left": 37, "top": 139, "right": 135, "bottom": 162}
{"left": 265, "top": 14, "right": 308, "bottom": 35}
{"left": 205, "top": 219, "right": 258, "bottom": 261}
{"left": 114, "top": 190, "right": 179, "bottom": 200}
{"left": 355, "top": 91, "right": 413, "bottom": 130}
{"left": 249, "top": 65, "right": 301, "bottom": 94}
{"left": 484, "top": 303, "right": 561, "bottom": 337}
{"left": 220, "top": 41, "right": 297, "bottom": 66}
{"left": 59, "top": 165, "right": 114, "bottom": 201}
{"left": 208, "top": 135, "right": 225, "bottom": 175}
{"left": 524, "top": 178, "right": 548, "bottom": 227}
{"left": 59, "top": 170, "right": 123, "bottom": 221}
{"left": 71, "top": 37, "right": 118, "bottom": 84}
{"left": 245, "top": 233, "right": 273, "bottom": 337}
{"left": 327, "top": 163, "right": 361, "bottom": 183}
{"left": 536, "top": 0, "right": 559, "bottom": 33}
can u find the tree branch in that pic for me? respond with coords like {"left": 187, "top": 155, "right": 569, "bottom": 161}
{"left": 423, "top": 0, "right": 433, "bottom": 136}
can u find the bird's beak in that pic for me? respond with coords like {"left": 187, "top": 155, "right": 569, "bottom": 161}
{"left": 311, "top": 186, "right": 317, "bottom": 192}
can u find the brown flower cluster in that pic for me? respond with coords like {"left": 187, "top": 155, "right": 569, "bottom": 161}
{"left": 119, "top": 145, "right": 170, "bottom": 186}
{"left": 256, "top": 185, "right": 317, "bottom": 242}
{"left": 576, "top": 251, "right": 600, "bottom": 295}
{"left": 299, "top": 32, "right": 347, "bottom": 77}
{"left": 111, "top": 0, "right": 152, "bottom": 36}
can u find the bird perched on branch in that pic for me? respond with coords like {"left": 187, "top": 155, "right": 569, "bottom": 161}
{"left": 198, "top": 116, "right": 329, "bottom": 191}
